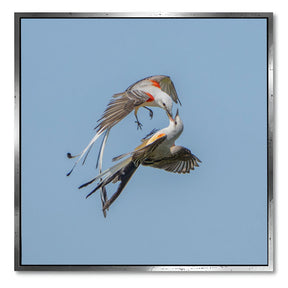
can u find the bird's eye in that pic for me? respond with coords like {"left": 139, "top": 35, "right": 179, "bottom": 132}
{"left": 175, "top": 121, "right": 177, "bottom": 125}
{"left": 162, "top": 102, "right": 166, "bottom": 107}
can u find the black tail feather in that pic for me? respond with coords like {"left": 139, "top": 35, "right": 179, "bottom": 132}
{"left": 85, "top": 182, "right": 102, "bottom": 198}
{"left": 66, "top": 162, "right": 77, "bottom": 176}
{"left": 81, "top": 160, "right": 138, "bottom": 213}
{"left": 100, "top": 186, "right": 108, "bottom": 218}
{"left": 67, "top": 153, "right": 73, "bottom": 159}
{"left": 102, "top": 161, "right": 138, "bottom": 212}
{"left": 78, "top": 176, "right": 99, "bottom": 189}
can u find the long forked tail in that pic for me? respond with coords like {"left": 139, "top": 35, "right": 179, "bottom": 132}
{"left": 66, "top": 130, "right": 105, "bottom": 176}
{"left": 79, "top": 157, "right": 138, "bottom": 213}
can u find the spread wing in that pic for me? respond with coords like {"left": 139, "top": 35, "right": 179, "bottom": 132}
{"left": 112, "top": 132, "right": 167, "bottom": 163}
{"left": 143, "top": 146, "right": 201, "bottom": 174}
{"left": 95, "top": 90, "right": 150, "bottom": 133}
{"left": 131, "top": 133, "right": 167, "bottom": 165}
{"left": 153, "top": 75, "right": 181, "bottom": 105}
{"left": 127, "top": 75, "right": 181, "bottom": 105}
{"left": 79, "top": 133, "right": 167, "bottom": 192}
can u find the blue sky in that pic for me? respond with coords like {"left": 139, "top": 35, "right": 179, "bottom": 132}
{"left": 21, "top": 18, "right": 267, "bottom": 265}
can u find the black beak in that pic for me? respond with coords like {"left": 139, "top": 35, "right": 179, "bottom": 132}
{"left": 175, "top": 109, "right": 179, "bottom": 118}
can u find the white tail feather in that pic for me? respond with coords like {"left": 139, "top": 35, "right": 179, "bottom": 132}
{"left": 67, "top": 130, "right": 104, "bottom": 176}
{"left": 98, "top": 129, "right": 110, "bottom": 173}
{"left": 98, "top": 129, "right": 110, "bottom": 215}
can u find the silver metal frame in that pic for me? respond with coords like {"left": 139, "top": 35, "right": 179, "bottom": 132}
{"left": 14, "top": 12, "right": 274, "bottom": 272}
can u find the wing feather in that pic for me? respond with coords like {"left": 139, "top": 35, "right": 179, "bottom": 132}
{"left": 157, "top": 76, "right": 181, "bottom": 105}
{"left": 95, "top": 90, "right": 150, "bottom": 133}
{"left": 143, "top": 146, "right": 201, "bottom": 174}
{"left": 111, "top": 133, "right": 167, "bottom": 163}
{"left": 126, "top": 75, "right": 181, "bottom": 105}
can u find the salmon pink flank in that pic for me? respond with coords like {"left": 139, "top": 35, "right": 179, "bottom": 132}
{"left": 145, "top": 92, "right": 154, "bottom": 102}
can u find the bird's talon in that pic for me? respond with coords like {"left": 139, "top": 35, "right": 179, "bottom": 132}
{"left": 135, "top": 121, "right": 143, "bottom": 130}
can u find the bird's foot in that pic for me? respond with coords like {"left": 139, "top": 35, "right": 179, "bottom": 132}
{"left": 135, "top": 120, "right": 143, "bottom": 130}
{"left": 144, "top": 107, "right": 153, "bottom": 119}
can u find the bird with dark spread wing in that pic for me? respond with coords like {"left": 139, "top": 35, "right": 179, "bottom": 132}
{"left": 79, "top": 110, "right": 201, "bottom": 216}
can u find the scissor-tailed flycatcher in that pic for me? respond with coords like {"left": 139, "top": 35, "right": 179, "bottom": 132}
{"left": 67, "top": 75, "right": 181, "bottom": 177}
{"left": 79, "top": 110, "right": 201, "bottom": 216}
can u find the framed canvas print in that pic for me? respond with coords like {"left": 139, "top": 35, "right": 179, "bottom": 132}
{"left": 15, "top": 12, "right": 273, "bottom": 271}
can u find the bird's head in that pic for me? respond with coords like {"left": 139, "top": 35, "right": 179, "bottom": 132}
{"left": 157, "top": 93, "right": 173, "bottom": 118}
{"left": 167, "top": 109, "right": 184, "bottom": 137}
